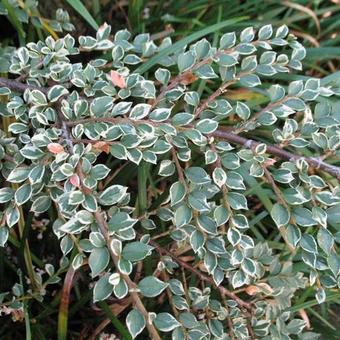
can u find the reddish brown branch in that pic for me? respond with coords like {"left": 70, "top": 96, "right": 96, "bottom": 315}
{"left": 194, "top": 79, "right": 236, "bottom": 118}
{"left": 1, "top": 76, "right": 339, "bottom": 180}
{"left": 212, "top": 129, "right": 340, "bottom": 180}
{"left": 147, "top": 237, "right": 253, "bottom": 311}
{"left": 58, "top": 265, "right": 76, "bottom": 338}
{"left": 53, "top": 100, "right": 162, "bottom": 340}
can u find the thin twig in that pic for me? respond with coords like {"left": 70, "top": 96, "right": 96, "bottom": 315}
{"left": 262, "top": 166, "right": 295, "bottom": 253}
{"left": 147, "top": 237, "right": 252, "bottom": 311}
{"left": 63, "top": 118, "right": 340, "bottom": 180}
{"left": 194, "top": 79, "right": 236, "bottom": 118}
{"left": 171, "top": 147, "right": 185, "bottom": 182}
{"left": 54, "top": 103, "right": 161, "bottom": 340}
{"left": 232, "top": 96, "right": 289, "bottom": 134}
{"left": 151, "top": 40, "right": 265, "bottom": 107}
{"left": 1, "top": 76, "right": 338, "bottom": 179}
{"left": 212, "top": 129, "right": 340, "bottom": 180}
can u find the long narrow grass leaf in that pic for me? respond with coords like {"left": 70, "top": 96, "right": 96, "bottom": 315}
{"left": 65, "top": 0, "right": 99, "bottom": 30}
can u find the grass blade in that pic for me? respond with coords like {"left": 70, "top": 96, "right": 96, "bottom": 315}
{"left": 288, "top": 292, "right": 340, "bottom": 313}
{"left": 305, "top": 47, "right": 340, "bottom": 60}
{"left": 64, "top": 0, "right": 99, "bottom": 30}
{"left": 97, "top": 301, "right": 132, "bottom": 340}
{"left": 1, "top": 0, "right": 26, "bottom": 45}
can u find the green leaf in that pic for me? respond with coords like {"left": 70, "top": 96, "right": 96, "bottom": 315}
{"left": 93, "top": 274, "right": 113, "bottom": 302}
{"left": 31, "top": 196, "right": 51, "bottom": 213}
{"left": 227, "top": 227, "right": 241, "bottom": 246}
{"left": 213, "top": 167, "right": 226, "bottom": 188}
{"left": 6, "top": 205, "right": 20, "bottom": 228}
{"left": 195, "top": 38, "right": 211, "bottom": 59}
{"left": 126, "top": 308, "right": 146, "bottom": 339}
{"left": 232, "top": 269, "right": 246, "bottom": 288}
{"left": 121, "top": 242, "right": 153, "bottom": 262}
{"left": 218, "top": 54, "right": 238, "bottom": 67}
{"left": 113, "top": 278, "right": 128, "bottom": 299}
{"left": 110, "top": 144, "right": 128, "bottom": 160}
{"left": 0, "top": 188, "right": 14, "bottom": 203}
{"left": 89, "top": 247, "right": 110, "bottom": 277}
{"left": 317, "top": 228, "right": 334, "bottom": 255}
{"left": 227, "top": 192, "right": 248, "bottom": 210}
{"left": 235, "top": 101, "right": 251, "bottom": 120}
{"left": 177, "top": 51, "right": 195, "bottom": 72}
{"left": 130, "top": 103, "right": 151, "bottom": 120}
{"left": 30, "top": 90, "right": 47, "bottom": 106}
{"left": 149, "top": 108, "right": 172, "bottom": 122}
{"left": 7, "top": 167, "right": 31, "bottom": 183}
{"left": 170, "top": 181, "right": 186, "bottom": 206}
{"left": 271, "top": 203, "right": 290, "bottom": 227}
{"left": 197, "top": 215, "right": 217, "bottom": 235}
{"left": 293, "top": 208, "right": 316, "bottom": 227}
{"left": 286, "top": 319, "right": 306, "bottom": 335}
{"left": 90, "top": 164, "right": 110, "bottom": 180}
{"left": 214, "top": 206, "right": 230, "bottom": 226}
{"left": 89, "top": 232, "right": 105, "bottom": 248}
{"left": 108, "top": 212, "right": 137, "bottom": 233}
{"left": 188, "top": 192, "right": 210, "bottom": 212}
{"left": 258, "top": 24, "right": 273, "bottom": 40}
{"left": 190, "top": 230, "right": 205, "bottom": 252}
{"left": 14, "top": 183, "right": 32, "bottom": 206}
{"left": 90, "top": 96, "right": 114, "bottom": 116}
{"left": 168, "top": 279, "right": 185, "bottom": 296}
{"left": 154, "top": 312, "right": 180, "bottom": 332}
{"left": 99, "top": 185, "right": 127, "bottom": 205}
{"left": 8, "top": 122, "right": 28, "bottom": 134}
{"left": 155, "top": 68, "right": 171, "bottom": 85}
{"left": 220, "top": 32, "right": 236, "bottom": 49}
{"left": 195, "top": 64, "right": 218, "bottom": 79}
{"left": 286, "top": 224, "right": 301, "bottom": 248}
{"left": 138, "top": 276, "right": 167, "bottom": 297}
{"left": 185, "top": 167, "right": 210, "bottom": 185}
{"left": 196, "top": 119, "right": 218, "bottom": 134}
{"left": 0, "top": 227, "right": 9, "bottom": 247}
{"left": 48, "top": 85, "right": 69, "bottom": 102}
{"left": 225, "top": 171, "right": 245, "bottom": 190}
{"left": 158, "top": 160, "right": 175, "bottom": 177}
{"left": 174, "top": 204, "right": 192, "bottom": 227}
{"left": 300, "top": 234, "right": 317, "bottom": 254}
{"left": 241, "top": 258, "right": 256, "bottom": 276}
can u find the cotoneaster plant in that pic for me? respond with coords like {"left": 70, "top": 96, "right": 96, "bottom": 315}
{"left": 0, "top": 22, "right": 339, "bottom": 339}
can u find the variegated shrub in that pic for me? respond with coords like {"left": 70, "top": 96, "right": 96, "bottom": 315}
{"left": 0, "top": 22, "right": 339, "bottom": 339}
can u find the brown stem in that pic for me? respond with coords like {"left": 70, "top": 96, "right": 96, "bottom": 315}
{"left": 147, "top": 237, "right": 252, "bottom": 311}
{"left": 64, "top": 118, "right": 340, "bottom": 180}
{"left": 58, "top": 265, "right": 76, "bottom": 338}
{"left": 262, "top": 166, "right": 295, "bottom": 253}
{"left": 1, "top": 76, "right": 338, "bottom": 179}
{"left": 212, "top": 129, "right": 340, "bottom": 180}
{"left": 194, "top": 79, "right": 236, "bottom": 118}
{"left": 232, "top": 96, "right": 289, "bottom": 134}
{"left": 54, "top": 103, "right": 161, "bottom": 340}
{"left": 171, "top": 147, "right": 185, "bottom": 182}
{"left": 211, "top": 143, "right": 232, "bottom": 233}
{"left": 94, "top": 212, "right": 161, "bottom": 340}
{"left": 151, "top": 40, "right": 264, "bottom": 108}
{"left": 0, "top": 77, "right": 48, "bottom": 94}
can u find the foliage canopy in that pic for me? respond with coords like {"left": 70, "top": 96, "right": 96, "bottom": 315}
{"left": 0, "top": 12, "right": 339, "bottom": 340}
